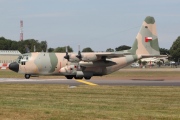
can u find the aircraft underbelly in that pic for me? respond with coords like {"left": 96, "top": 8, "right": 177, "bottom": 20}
{"left": 105, "top": 55, "right": 137, "bottom": 74}
{"left": 84, "top": 67, "right": 105, "bottom": 75}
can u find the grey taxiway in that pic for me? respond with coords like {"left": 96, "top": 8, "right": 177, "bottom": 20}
{"left": 0, "top": 78, "right": 180, "bottom": 86}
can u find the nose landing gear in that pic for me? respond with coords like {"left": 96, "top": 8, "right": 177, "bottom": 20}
{"left": 25, "top": 74, "right": 31, "bottom": 79}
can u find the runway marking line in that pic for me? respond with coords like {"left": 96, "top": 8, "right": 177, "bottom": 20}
{"left": 76, "top": 80, "right": 98, "bottom": 86}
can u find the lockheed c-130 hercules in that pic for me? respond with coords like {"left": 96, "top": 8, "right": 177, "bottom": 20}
{"left": 9, "top": 16, "right": 163, "bottom": 80}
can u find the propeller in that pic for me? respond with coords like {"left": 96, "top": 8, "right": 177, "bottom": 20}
{"left": 76, "top": 45, "right": 82, "bottom": 60}
{"left": 75, "top": 45, "right": 82, "bottom": 71}
{"left": 64, "top": 46, "right": 70, "bottom": 61}
{"left": 46, "top": 43, "right": 48, "bottom": 53}
{"left": 34, "top": 45, "right": 36, "bottom": 52}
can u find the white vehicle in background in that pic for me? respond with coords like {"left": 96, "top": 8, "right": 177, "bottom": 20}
{"left": 131, "top": 63, "right": 140, "bottom": 68}
{"left": 170, "top": 61, "right": 175, "bottom": 65}
{"left": 140, "top": 57, "right": 168, "bottom": 66}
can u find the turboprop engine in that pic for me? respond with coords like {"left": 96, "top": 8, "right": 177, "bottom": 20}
{"left": 64, "top": 46, "right": 101, "bottom": 63}
{"left": 67, "top": 54, "right": 81, "bottom": 62}
{"left": 81, "top": 53, "right": 100, "bottom": 62}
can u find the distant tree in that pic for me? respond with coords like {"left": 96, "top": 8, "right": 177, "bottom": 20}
{"left": 157, "top": 61, "right": 162, "bottom": 67}
{"left": 40, "top": 41, "right": 47, "bottom": 52}
{"left": 48, "top": 48, "right": 54, "bottom": 52}
{"left": 160, "top": 48, "right": 169, "bottom": 55}
{"left": 27, "top": 39, "right": 41, "bottom": 52}
{"left": 16, "top": 39, "right": 47, "bottom": 53}
{"left": 0, "top": 37, "right": 49, "bottom": 53}
{"left": 0, "top": 38, "right": 12, "bottom": 50}
{"left": 106, "top": 48, "right": 114, "bottom": 52}
{"left": 0, "top": 37, "right": 6, "bottom": 40}
{"left": 54, "top": 46, "right": 73, "bottom": 52}
{"left": 10, "top": 41, "right": 18, "bottom": 50}
{"left": 0, "top": 37, "right": 82, "bottom": 54}
{"left": 170, "top": 36, "right": 180, "bottom": 62}
{"left": 82, "top": 47, "right": 94, "bottom": 52}
{"left": 115, "top": 45, "right": 131, "bottom": 51}
{"left": 54, "top": 47, "right": 64, "bottom": 52}
{"left": 141, "top": 61, "right": 147, "bottom": 68}
{"left": 138, "top": 59, "right": 142, "bottom": 66}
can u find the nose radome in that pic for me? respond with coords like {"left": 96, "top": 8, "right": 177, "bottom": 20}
{"left": 9, "top": 62, "right": 19, "bottom": 72}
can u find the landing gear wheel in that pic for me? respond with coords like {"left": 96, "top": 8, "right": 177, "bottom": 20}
{"left": 74, "top": 76, "right": 83, "bottom": 79}
{"left": 65, "top": 75, "right": 74, "bottom": 79}
{"left": 25, "top": 74, "right": 31, "bottom": 79}
{"left": 84, "top": 76, "right": 91, "bottom": 80}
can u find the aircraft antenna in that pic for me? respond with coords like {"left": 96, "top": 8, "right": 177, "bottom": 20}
{"left": 76, "top": 45, "right": 82, "bottom": 60}
{"left": 46, "top": 43, "right": 48, "bottom": 52}
{"left": 64, "top": 46, "right": 70, "bottom": 61}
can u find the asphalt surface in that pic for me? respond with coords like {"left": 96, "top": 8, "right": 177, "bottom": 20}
{"left": 0, "top": 78, "right": 180, "bottom": 86}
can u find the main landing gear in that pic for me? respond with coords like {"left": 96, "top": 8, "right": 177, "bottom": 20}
{"left": 84, "top": 76, "right": 91, "bottom": 80}
{"left": 65, "top": 76, "right": 91, "bottom": 80}
{"left": 65, "top": 75, "right": 74, "bottom": 79}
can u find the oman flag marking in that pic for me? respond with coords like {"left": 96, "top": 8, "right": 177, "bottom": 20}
{"left": 145, "top": 37, "right": 152, "bottom": 42}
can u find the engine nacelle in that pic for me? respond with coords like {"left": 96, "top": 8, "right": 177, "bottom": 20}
{"left": 68, "top": 54, "right": 81, "bottom": 62}
{"left": 81, "top": 53, "right": 99, "bottom": 62}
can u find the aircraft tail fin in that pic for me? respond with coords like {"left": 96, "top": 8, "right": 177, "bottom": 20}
{"left": 129, "top": 16, "right": 160, "bottom": 56}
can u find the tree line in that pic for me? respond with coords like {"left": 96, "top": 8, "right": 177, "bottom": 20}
{"left": 0, "top": 37, "right": 94, "bottom": 53}
{"left": 0, "top": 36, "right": 180, "bottom": 62}
{"left": 0, "top": 37, "right": 47, "bottom": 53}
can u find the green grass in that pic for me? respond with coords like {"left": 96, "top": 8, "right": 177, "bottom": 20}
{"left": 0, "top": 84, "right": 180, "bottom": 120}
{"left": 0, "top": 70, "right": 180, "bottom": 119}
{"left": 0, "top": 70, "right": 24, "bottom": 78}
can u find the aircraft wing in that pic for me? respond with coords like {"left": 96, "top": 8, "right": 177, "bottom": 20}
{"left": 95, "top": 51, "right": 132, "bottom": 59}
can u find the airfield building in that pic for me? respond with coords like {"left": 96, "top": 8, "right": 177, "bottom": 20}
{"left": 0, "top": 50, "right": 21, "bottom": 69}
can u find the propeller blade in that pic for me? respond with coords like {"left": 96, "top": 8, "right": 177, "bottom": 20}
{"left": 66, "top": 46, "right": 68, "bottom": 52}
{"left": 34, "top": 45, "right": 36, "bottom": 52}
{"left": 78, "top": 45, "right": 80, "bottom": 51}
{"left": 76, "top": 45, "right": 82, "bottom": 59}
{"left": 64, "top": 46, "right": 70, "bottom": 61}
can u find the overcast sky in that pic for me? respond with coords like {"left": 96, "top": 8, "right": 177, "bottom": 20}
{"left": 0, "top": 0, "right": 180, "bottom": 51}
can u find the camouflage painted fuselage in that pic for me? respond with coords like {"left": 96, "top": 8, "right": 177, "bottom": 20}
{"left": 18, "top": 52, "right": 139, "bottom": 76}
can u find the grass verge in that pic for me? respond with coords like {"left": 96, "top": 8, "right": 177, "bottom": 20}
{"left": 0, "top": 84, "right": 180, "bottom": 120}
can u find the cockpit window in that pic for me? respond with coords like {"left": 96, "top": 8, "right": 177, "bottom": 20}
{"left": 18, "top": 56, "right": 22, "bottom": 60}
{"left": 22, "top": 55, "right": 28, "bottom": 60}
{"left": 17, "top": 55, "right": 23, "bottom": 63}
{"left": 17, "top": 55, "right": 29, "bottom": 64}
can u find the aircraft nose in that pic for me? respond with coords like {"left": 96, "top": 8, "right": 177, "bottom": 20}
{"left": 9, "top": 62, "right": 19, "bottom": 72}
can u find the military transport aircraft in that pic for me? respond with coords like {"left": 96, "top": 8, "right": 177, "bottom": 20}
{"left": 9, "top": 16, "right": 163, "bottom": 80}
